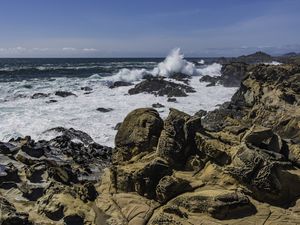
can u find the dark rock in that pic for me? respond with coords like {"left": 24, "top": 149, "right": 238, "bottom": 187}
{"left": 19, "top": 182, "right": 45, "bottom": 201}
{"left": 133, "top": 159, "right": 172, "bottom": 199}
{"left": 220, "top": 62, "right": 248, "bottom": 87}
{"left": 194, "top": 109, "right": 207, "bottom": 118}
{"left": 109, "top": 81, "right": 133, "bottom": 88}
{"left": 0, "top": 196, "right": 32, "bottom": 225}
{"left": 199, "top": 75, "right": 218, "bottom": 86}
{"left": 54, "top": 91, "right": 77, "bottom": 97}
{"left": 0, "top": 142, "right": 18, "bottom": 154}
{"left": 31, "top": 93, "right": 50, "bottom": 99}
{"left": 96, "top": 107, "right": 113, "bottom": 113}
{"left": 128, "top": 76, "right": 195, "bottom": 97}
{"left": 81, "top": 86, "right": 93, "bottom": 91}
{"left": 114, "top": 122, "right": 122, "bottom": 130}
{"left": 64, "top": 214, "right": 84, "bottom": 225}
{"left": 152, "top": 103, "right": 165, "bottom": 108}
{"left": 45, "top": 127, "right": 94, "bottom": 145}
{"left": 45, "top": 99, "right": 58, "bottom": 103}
{"left": 167, "top": 98, "right": 177, "bottom": 102}
{"left": 169, "top": 72, "right": 191, "bottom": 84}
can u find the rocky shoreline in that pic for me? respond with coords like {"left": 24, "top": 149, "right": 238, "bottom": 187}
{"left": 1, "top": 62, "right": 300, "bottom": 224}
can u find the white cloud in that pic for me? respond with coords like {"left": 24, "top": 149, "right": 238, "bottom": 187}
{"left": 62, "top": 47, "right": 76, "bottom": 51}
{"left": 83, "top": 48, "right": 97, "bottom": 52}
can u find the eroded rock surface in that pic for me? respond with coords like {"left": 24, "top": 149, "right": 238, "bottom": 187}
{"left": 96, "top": 64, "right": 300, "bottom": 224}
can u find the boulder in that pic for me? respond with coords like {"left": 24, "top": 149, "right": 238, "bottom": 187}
{"left": 114, "top": 108, "right": 163, "bottom": 162}
{"left": 157, "top": 109, "right": 201, "bottom": 167}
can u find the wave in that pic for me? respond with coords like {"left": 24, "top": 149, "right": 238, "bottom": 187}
{"left": 197, "top": 63, "right": 222, "bottom": 77}
{"left": 264, "top": 61, "right": 282, "bottom": 65}
{"left": 153, "top": 48, "right": 198, "bottom": 76}
{"left": 105, "top": 48, "right": 222, "bottom": 83}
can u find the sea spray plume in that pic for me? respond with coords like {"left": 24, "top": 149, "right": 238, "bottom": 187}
{"left": 107, "top": 68, "right": 148, "bottom": 82}
{"left": 103, "top": 48, "right": 222, "bottom": 83}
{"left": 197, "top": 63, "right": 222, "bottom": 77}
{"left": 153, "top": 48, "right": 198, "bottom": 76}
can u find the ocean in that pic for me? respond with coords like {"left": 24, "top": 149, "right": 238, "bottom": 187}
{"left": 0, "top": 50, "right": 237, "bottom": 146}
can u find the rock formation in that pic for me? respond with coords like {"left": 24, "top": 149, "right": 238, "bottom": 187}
{"left": 97, "top": 64, "right": 300, "bottom": 224}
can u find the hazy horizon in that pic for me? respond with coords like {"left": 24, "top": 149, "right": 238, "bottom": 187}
{"left": 1, "top": 0, "right": 300, "bottom": 57}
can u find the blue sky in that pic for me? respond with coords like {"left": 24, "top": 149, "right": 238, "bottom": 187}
{"left": 0, "top": 0, "right": 299, "bottom": 57}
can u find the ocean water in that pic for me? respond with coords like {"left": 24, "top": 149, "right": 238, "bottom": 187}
{"left": 0, "top": 49, "right": 237, "bottom": 147}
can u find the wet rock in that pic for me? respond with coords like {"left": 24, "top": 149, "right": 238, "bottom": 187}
{"left": 96, "top": 107, "right": 113, "bottom": 113}
{"left": 169, "top": 72, "right": 191, "bottom": 84}
{"left": 152, "top": 103, "right": 165, "bottom": 108}
{"left": 31, "top": 92, "right": 50, "bottom": 99}
{"left": 194, "top": 109, "right": 207, "bottom": 118}
{"left": 109, "top": 81, "right": 133, "bottom": 88}
{"left": 80, "top": 86, "right": 92, "bottom": 91}
{"left": 220, "top": 62, "right": 248, "bottom": 87}
{"left": 128, "top": 76, "right": 195, "bottom": 97}
{"left": 0, "top": 142, "right": 18, "bottom": 154}
{"left": 0, "top": 163, "right": 20, "bottom": 183}
{"left": 45, "top": 127, "right": 94, "bottom": 145}
{"left": 199, "top": 75, "right": 219, "bottom": 86}
{"left": 45, "top": 99, "right": 58, "bottom": 103}
{"left": 114, "top": 122, "right": 122, "bottom": 130}
{"left": 55, "top": 91, "right": 77, "bottom": 97}
{"left": 167, "top": 97, "right": 177, "bottom": 102}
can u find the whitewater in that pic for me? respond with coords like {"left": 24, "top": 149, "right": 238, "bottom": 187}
{"left": 0, "top": 49, "right": 237, "bottom": 147}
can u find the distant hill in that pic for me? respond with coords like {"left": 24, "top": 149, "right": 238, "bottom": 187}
{"left": 236, "top": 51, "right": 273, "bottom": 63}
{"left": 282, "top": 52, "right": 300, "bottom": 57}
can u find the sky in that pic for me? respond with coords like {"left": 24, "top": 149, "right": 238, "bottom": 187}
{"left": 0, "top": 0, "right": 300, "bottom": 57}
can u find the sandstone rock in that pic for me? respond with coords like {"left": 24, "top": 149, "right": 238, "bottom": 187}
{"left": 157, "top": 109, "right": 201, "bottom": 167}
{"left": 114, "top": 108, "right": 163, "bottom": 162}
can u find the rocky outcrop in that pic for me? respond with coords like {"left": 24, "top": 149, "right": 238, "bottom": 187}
{"left": 128, "top": 76, "right": 195, "bottom": 97}
{"left": 96, "top": 64, "right": 300, "bottom": 224}
{"left": 200, "top": 62, "right": 249, "bottom": 87}
{"left": 0, "top": 128, "right": 111, "bottom": 224}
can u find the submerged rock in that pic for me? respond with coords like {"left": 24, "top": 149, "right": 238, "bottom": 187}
{"left": 152, "top": 103, "right": 165, "bottom": 108}
{"left": 55, "top": 91, "right": 77, "bottom": 97}
{"left": 96, "top": 107, "right": 113, "bottom": 113}
{"left": 109, "top": 81, "right": 133, "bottom": 88}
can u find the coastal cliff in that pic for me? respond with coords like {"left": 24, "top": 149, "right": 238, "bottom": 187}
{"left": 0, "top": 63, "right": 299, "bottom": 224}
